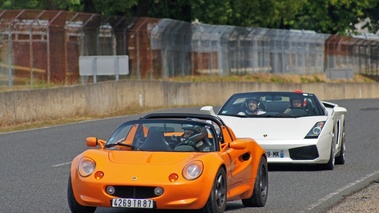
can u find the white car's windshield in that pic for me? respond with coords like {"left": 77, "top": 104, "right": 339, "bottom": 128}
{"left": 219, "top": 91, "right": 326, "bottom": 117}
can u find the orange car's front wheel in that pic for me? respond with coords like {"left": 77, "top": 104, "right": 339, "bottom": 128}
{"left": 67, "top": 175, "right": 97, "bottom": 213}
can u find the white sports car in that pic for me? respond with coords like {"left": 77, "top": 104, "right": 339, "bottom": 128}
{"left": 201, "top": 91, "right": 347, "bottom": 170}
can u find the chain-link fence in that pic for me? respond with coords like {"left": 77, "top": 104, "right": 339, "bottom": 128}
{"left": 327, "top": 34, "right": 379, "bottom": 76}
{"left": 0, "top": 10, "right": 378, "bottom": 87}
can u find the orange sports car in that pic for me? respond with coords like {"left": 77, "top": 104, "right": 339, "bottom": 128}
{"left": 67, "top": 113, "right": 268, "bottom": 213}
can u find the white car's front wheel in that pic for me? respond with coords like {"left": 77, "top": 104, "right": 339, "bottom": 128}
{"left": 335, "top": 122, "right": 346, "bottom": 165}
{"left": 323, "top": 125, "right": 338, "bottom": 170}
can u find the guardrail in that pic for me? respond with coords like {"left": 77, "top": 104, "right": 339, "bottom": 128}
{"left": 0, "top": 80, "right": 378, "bottom": 127}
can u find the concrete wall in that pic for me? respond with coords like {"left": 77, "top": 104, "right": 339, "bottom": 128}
{"left": 1, "top": 80, "right": 378, "bottom": 126}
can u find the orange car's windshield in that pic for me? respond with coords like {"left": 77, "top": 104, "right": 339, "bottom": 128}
{"left": 106, "top": 120, "right": 219, "bottom": 152}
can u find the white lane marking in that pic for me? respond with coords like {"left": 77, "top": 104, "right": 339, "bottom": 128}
{"left": 306, "top": 170, "right": 379, "bottom": 211}
{"left": 52, "top": 161, "right": 72, "bottom": 167}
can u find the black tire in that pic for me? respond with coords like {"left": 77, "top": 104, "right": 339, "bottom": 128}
{"left": 323, "top": 125, "right": 338, "bottom": 170}
{"left": 67, "top": 175, "right": 96, "bottom": 213}
{"left": 242, "top": 156, "right": 268, "bottom": 207}
{"left": 323, "top": 146, "right": 335, "bottom": 170}
{"left": 335, "top": 126, "right": 346, "bottom": 165}
{"left": 199, "top": 168, "right": 227, "bottom": 213}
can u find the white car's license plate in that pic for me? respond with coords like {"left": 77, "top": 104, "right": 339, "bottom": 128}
{"left": 112, "top": 198, "right": 154, "bottom": 208}
{"left": 266, "top": 150, "right": 286, "bottom": 158}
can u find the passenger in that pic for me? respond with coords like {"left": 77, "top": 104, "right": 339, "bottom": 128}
{"left": 238, "top": 98, "right": 266, "bottom": 115}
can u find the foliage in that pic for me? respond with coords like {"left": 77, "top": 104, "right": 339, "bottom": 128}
{"left": 361, "top": 0, "right": 379, "bottom": 33}
{"left": 1, "top": 0, "right": 379, "bottom": 34}
{"left": 290, "top": 0, "right": 377, "bottom": 34}
{"left": 0, "top": 0, "right": 80, "bottom": 10}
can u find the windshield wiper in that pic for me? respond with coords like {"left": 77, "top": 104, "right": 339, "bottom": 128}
{"left": 105, "top": 142, "right": 141, "bottom": 150}
{"left": 254, "top": 114, "right": 297, "bottom": 118}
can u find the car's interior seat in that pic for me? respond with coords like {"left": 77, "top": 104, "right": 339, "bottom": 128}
{"left": 258, "top": 101, "right": 267, "bottom": 111}
{"left": 265, "top": 101, "right": 290, "bottom": 113}
{"left": 140, "top": 127, "right": 173, "bottom": 151}
{"left": 304, "top": 99, "right": 317, "bottom": 115}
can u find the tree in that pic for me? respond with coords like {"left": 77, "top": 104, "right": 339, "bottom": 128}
{"left": 1, "top": 0, "right": 379, "bottom": 34}
{"left": 139, "top": 0, "right": 192, "bottom": 22}
{"left": 290, "top": 0, "right": 376, "bottom": 34}
{"left": 361, "top": 0, "right": 379, "bottom": 33}
{"left": 0, "top": 0, "right": 40, "bottom": 9}
{"left": 0, "top": 0, "right": 82, "bottom": 10}
{"left": 188, "top": 0, "right": 307, "bottom": 28}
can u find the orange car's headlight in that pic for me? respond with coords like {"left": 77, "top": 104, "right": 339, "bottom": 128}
{"left": 78, "top": 157, "right": 96, "bottom": 177}
{"left": 183, "top": 160, "right": 203, "bottom": 180}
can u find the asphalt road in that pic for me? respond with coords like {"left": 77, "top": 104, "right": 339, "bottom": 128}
{"left": 0, "top": 99, "right": 378, "bottom": 213}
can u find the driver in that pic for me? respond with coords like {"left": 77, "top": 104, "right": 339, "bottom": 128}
{"left": 174, "top": 124, "right": 211, "bottom": 151}
{"left": 284, "top": 96, "right": 304, "bottom": 114}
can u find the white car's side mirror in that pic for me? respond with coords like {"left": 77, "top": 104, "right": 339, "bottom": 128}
{"left": 200, "top": 106, "right": 217, "bottom": 116}
{"left": 334, "top": 106, "right": 347, "bottom": 113}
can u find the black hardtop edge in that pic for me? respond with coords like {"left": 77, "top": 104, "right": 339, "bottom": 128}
{"left": 141, "top": 112, "right": 226, "bottom": 126}
{"left": 233, "top": 91, "right": 316, "bottom": 96}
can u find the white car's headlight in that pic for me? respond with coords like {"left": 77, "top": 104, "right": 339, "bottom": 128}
{"left": 78, "top": 157, "right": 96, "bottom": 177}
{"left": 305, "top": 121, "right": 325, "bottom": 138}
{"left": 183, "top": 161, "right": 203, "bottom": 180}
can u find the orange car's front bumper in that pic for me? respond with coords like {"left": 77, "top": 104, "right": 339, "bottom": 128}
{"left": 71, "top": 172, "right": 213, "bottom": 210}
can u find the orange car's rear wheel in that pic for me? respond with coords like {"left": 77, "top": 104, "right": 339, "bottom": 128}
{"left": 200, "top": 168, "right": 227, "bottom": 213}
{"left": 67, "top": 175, "right": 97, "bottom": 213}
{"left": 242, "top": 156, "right": 268, "bottom": 207}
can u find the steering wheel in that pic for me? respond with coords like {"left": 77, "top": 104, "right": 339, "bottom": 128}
{"left": 175, "top": 140, "right": 199, "bottom": 151}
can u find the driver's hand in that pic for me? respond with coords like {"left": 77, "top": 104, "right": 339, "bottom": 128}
{"left": 185, "top": 139, "right": 195, "bottom": 146}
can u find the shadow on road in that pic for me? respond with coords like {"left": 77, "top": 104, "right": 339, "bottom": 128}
{"left": 268, "top": 163, "right": 329, "bottom": 172}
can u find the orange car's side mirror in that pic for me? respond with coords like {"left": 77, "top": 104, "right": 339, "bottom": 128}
{"left": 228, "top": 140, "right": 247, "bottom": 150}
{"left": 86, "top": 137, "right": 98, "bottom": 147}
{"left": 86, "top": 137, "right": 106, "bottom": 148}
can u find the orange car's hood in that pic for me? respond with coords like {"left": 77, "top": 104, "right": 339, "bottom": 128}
{"left": 108, "top": 151, "right": 199, "bottom": 165}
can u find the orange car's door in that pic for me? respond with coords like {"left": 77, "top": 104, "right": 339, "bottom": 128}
{"left": 220, "top": 127, "right": 253, "bottom": 189}
{"left": 223, "top": 144, "right": 253, "bottom": 187}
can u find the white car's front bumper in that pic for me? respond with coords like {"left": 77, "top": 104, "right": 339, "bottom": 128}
{"left": 260, "top": 138, "right": 332, "bottom": 164}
